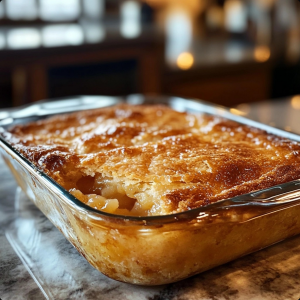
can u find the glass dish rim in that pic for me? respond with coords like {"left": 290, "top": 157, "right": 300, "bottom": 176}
{"left": 1, "top": 94, "right": 300, "bottom": 223}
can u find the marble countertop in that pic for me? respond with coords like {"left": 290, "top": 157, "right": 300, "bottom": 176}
{"left": 1, "top": 97, "right": 300, "bottom": 300}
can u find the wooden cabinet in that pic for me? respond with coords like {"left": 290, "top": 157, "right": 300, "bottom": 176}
{"left": 0, "top": 31, "right": 164, "bottom": 108}
{"left": 163, "top": 62, "right": 272, "bottom": 107}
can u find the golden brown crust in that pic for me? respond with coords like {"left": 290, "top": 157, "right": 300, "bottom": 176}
{"left": 4, "top": 103, "right": 300, "bottom": 215}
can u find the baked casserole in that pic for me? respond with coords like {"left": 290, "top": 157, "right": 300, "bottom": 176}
{"left": 2, "top": 100, "right": 300, "bottom": 285}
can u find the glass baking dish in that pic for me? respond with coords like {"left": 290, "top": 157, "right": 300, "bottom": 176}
{"left": 1, "top": 95, "right": 300, "bottom": 286}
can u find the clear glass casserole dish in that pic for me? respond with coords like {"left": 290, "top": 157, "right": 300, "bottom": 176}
{"left": 1, "top": 95, "right": 300, "bottom": 286}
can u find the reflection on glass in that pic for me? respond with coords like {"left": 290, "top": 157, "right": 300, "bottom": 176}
{"left": 42, "top": 24, "right": 84, "bottom": 47}
{"left": 7, "top": 28, "right": 41, "bottom": 49}
{"left": 82, "top": 0, "right": 104, "bottom": 19}
{"left": 177, "top": 52, "right": 194, "bottom": 70}
{"left": 254, "top": 45, "right": 271, "bottom": 62}
{"left": 165, "top": 10, "right": 192, "bottom": 64}
{"left": 5, "top": 189, "right": 121, "bottom": 300}
{"left": 82, "top": 21, "right": 105, "bottom": 43}
{"left": 291, "top": 95, "right": 300, "bottom": 110}
{"left": 39, "top": 0, "right": 80, "bottom": 21}
{"left": 120, "top": 0, "right": 141, "bottom": 39}
{"left": 6, "top": 0, "right": 38, "bottom": 20}
{"left": 224, "top": 0, "right": 247, "bottom": 33}
{"left": 16, "top": 218, "right": 41, "bottom": 257}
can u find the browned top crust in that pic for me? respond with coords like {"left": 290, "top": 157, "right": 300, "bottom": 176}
{"left": 4, "top": 103, "right": 300, "bottom": 215}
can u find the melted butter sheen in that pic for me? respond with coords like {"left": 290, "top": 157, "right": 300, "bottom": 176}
{"left": 5, "top": 104, "right": 300, "bottom": 216}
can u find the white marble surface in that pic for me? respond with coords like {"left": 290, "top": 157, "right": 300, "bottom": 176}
{"left": 1, "top": 97, "right": 300, "bottom": 300}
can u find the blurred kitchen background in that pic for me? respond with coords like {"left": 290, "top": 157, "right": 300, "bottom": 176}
{"left": 0, "top": 0, "right": 300, "bottom": 109}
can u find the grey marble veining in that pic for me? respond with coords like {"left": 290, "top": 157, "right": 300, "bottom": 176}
{"left": 2, "top": 98, "right": 300, "bottom": 299}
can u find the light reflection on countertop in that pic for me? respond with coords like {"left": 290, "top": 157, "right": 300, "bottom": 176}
{"left": 235, "top": 96, "right": 300, "bottom": 134}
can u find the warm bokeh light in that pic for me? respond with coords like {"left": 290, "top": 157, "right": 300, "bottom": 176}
{"left": 177, "top": 52, "right": 194, "bottom": 70}
{"left": 235, "top": 103, "right": 251, "bottom": 115}
{"left": 230, "top": 108, "right": 247, "bottom": 116}
{"left": 291, "top": 95, "right": 300, "bottom": 110}
{"left": 284, "top": 126, "right": 292, "bottom": 132}
{"left": 254, "top": 46, "right": 271, "bottom": 62}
